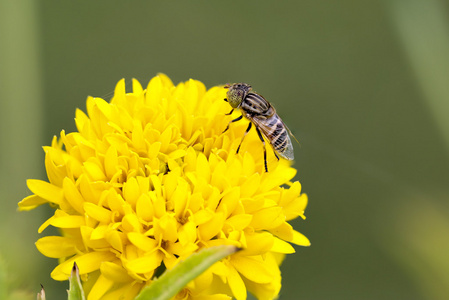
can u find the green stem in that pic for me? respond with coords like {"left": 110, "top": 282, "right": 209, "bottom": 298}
{"left": 135, "top": 245, "right": 240, "bottom": 300}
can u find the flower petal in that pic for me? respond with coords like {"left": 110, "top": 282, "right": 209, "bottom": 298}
{"left": 291, "top": 230, "right": 311, "bottom": 246}
{"left": 51, "top": 251, "right": 116, "bottom": 280}
{"left": 35, "top": 236, "right": 79, "bottom": 258}
{"left": 27, "top": 179, "right": 63, "bottom": 205}
{"left": 126, "top": 250, "right": 163, "bottom": 274}
{"left": 227, "top": 264, "right": 247, "bottom": 300}
{"left": 18, "top": 195, "right": 47, "bottom": 210}
{"left": 232, "top": 256, "right": 275, "bottom": 284}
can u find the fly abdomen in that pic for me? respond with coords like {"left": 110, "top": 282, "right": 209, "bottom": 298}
{"left": 272, "top": 124, "right": 288, "bottom": 150}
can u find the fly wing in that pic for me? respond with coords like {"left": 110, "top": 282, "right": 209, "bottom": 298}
{"left": 251, "top": 114, "right": 295, "bottom": 161}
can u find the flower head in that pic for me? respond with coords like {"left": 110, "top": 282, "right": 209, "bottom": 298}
{"left": 19, "top": 74, "right": 309, "bottom": 300}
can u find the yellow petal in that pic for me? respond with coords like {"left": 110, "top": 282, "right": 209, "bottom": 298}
{"left": 135, "top": 193, "right": 154, "bottom": 222}
{"left": 172, "top": 179, "right": 189, "bottom": 219}
{"left": 198, "top": 211, "right": 225, "bottom": 241}
{"left": 122, "top": 177, "right": 140, "bottom": 207}
{"left": 105, "top": 189, "right": 126, "bottom": 217}
{"left": 145, "top": 75, "right": 164, "bottom": 106}
{"left": 291, "top": 230, "right": 311, "bottom": 246}
{"left": 271, "top": 237, "right": 296, "bottom": 254}
{"left": 279, "top": 181, "right": 302, "bottom": 205}
{"left": 122, "top": 213, "right": 143, "bottom": 233}
{"left": 224, "top": 214, "right": 252, "bottom": 231}
{"left": 168, "top": 241, "right": 198, "bottom": 258}
{"left": 260, "top": 166, "right": 296, "bottom": 192}
{"left": 38, "top": 215, "right": 54, "bottom": 233}
{"left": 250, "top": 207, "right": 284, "bottom": 230}
{"left": 91, "top": 225, "right": 108, "bottom": 240}
{"left": 160, "top": 127, "right": 174, "bottom": 154}
{"left": 104, "top": 146, "right": 119, "bottom": 179}
{"left": 269, "top": 222, "right": 294, "bottom": 241}
{"left": 192, "top": 209, "right": 214, "bottom": 225}
{"left": 284, "top": 193, "right": 308, "bottom": 221}
{"left": 131, "top": 120, "right": 145, "bottom": 151}
{"left": 100, "top": 261, "right": 133, "bottom": 283}
{"left": 148, "top": 141, "right": 161, "bottom": 159}
{"left": 178, "top": 221, "right": 197, "bottom": 246}
{"left": 227, "top": 264, "right": 247, "bottom": 300}
{"left": 126, "top": 251, "right": 163, "bottom": 274}
{"left": 84, "top": 161, "right": 107, "bottom": 182}
{"left": 217, "top": 187, "right": 240, "bottom": 218}
{"left": 194, "top": 295, "right": 232, "bottom": 300}
{"left": 105, "top": 230, "right": 125, "bottom": 253}
{"left": 196, "top": 152, "right": 211, "bottom": 182}
{"left": 18, "top": 195, "right": 47, "bottom": 211}
{"left": 99, "top": 281, "right": 143, "bottom": 300}
{"left": 50, "top": 215, "right": 85, "bottom": 228}
{"left": 27, "top": 179, "right": 63, "bottom": 205}
{"left": 237, "top": 232, "right": 274, "bottom": 256}
{"left": 168, "top": 149, "right": 186, "bottom": 160}
{"left": 44, "top": 148, "right": 66, "bottom": 186}
{"left": 78, "top": 174, "right": 101, "bottom": 205}
{"left": 35, "top": 236, "right": 78, "bottom": 258}
{"left": 231, "top": 256, "right": 274, "bottom": 284}
{"left": 84, "top": 202, "right": 112, "bottom": 223}
{"left": 63, "top": 177, "right": 85, "bottom": 214}
{"left": 156, "top": 73, "right": 174, "bottom": 88}
{"left": 127, "top": 232, "right": 157, "bottom": 251}
{"left": 155, "top": 214, "right": 178, "bottom": 243}
{"left": 240, "top": 173, "right": 260, "bottom": 197}
{"left": 151, "top": 191, "right": 166, "bottom": 218}
{"left": 74, "top": 108, "right": 90, "bottom": 135}
{"left": 111, "top": 78, "right": 126, "bottom": 104}
{"left": 86, "top": 273, "right": 113, "bottom": 300}
{"left": 51, "top": 251, "right": 116, "bottom": 280}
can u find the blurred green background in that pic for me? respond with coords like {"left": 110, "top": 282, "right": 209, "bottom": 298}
{"left": 1, "top": 0, "right": 449, "bottom": 299}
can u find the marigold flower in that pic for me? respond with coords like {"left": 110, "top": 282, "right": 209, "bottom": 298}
{"left": 19, "top": 74, "right": 310, "bottom": 300}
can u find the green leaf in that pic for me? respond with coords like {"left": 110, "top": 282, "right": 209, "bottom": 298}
{"left": 67, "top": 263, "right": 86, "bottom": 300}
{"left": 134, "top": 245, "right": 240, "bottom": 300}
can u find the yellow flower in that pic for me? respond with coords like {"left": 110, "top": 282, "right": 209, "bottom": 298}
{"left": 19, "top": 74, "right": 310, "bottom": 300}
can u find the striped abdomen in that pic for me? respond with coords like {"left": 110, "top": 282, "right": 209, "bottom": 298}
{"left": 252, "top": 113, "right": 294, "bottom": 160}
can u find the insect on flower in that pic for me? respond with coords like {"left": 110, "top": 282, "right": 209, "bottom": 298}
{"left": 223, "top": 82, "right": 297, "bottom": 172}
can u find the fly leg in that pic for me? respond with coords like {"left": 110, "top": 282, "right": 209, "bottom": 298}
{"left": 236, "top": 122, "right": 252, "bottom": 154}
{"left": 255, "top": 127, "right": 268, "bottom": 172}
{"left": 225, "top": 109, "right": 234, "bottom": 115}
{"left": 222, "top": 115, "right": 243, "bottom": 133}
